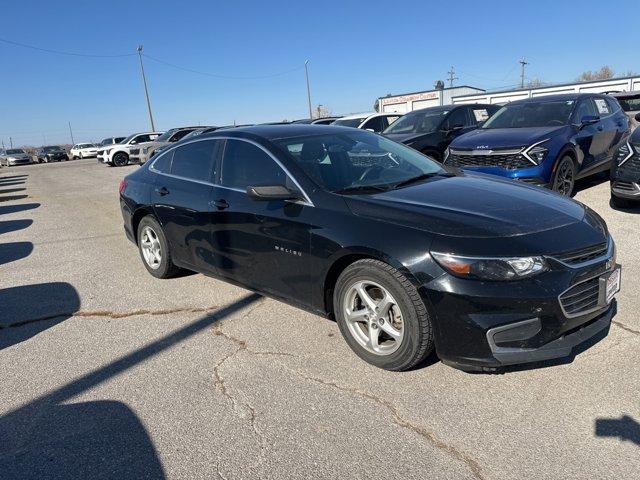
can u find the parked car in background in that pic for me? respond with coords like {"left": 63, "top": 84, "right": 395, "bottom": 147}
{"left": 332, "top": 112, "right": 402, "bottom": 133}
{"left": 292, "top": 117, "right": 343, "bottom": 125}
{"left": 611, "top": 113, "right": 640, "bottom": 208}
{"left": 444, "top": 94, "right": 629, "bottom": 196}
{"left": 37, "top": 145, "right": 68, "bottom": 163}
{"left": 611, "top": 91, "right": 640, "bottom": 128}
{"left": 98, "top": 132, "right": 163, "bottom": 167}
{"left": 131, "top": 127, "right": 206, "bottom": 164}
{"left": 383, "top": 104, "right": 499, "bottom": 161}
{"left": 120, "top": 125, "right": 619, "bottom": 372}
{"left": 0, "top": 148, "right": 33, "bottom": 166}
{"left": 70, "top": 143, "right": 98, "bottom": 159}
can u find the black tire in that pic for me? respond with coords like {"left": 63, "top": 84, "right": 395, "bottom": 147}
{"left": 552, "top": 156, "right": 576, "bottom": 196}
{"left": 113, "top": 152, "right": 129, "bottom": 167}
{"left": 611, "top": 192, "right": 633, "bottom": 209}
{"left": 136, "top": 216, "right": 181, "bottom": 279}
{"left": 334, "top": 259, "right": 434, "bottom": 371}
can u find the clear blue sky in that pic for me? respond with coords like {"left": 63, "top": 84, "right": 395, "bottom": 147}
{"left": 1, "top": 0, "right": 637, "bottom": 147}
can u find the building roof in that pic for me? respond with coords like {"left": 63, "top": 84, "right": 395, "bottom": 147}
{"left": 378, "top": 85, "right": 485, "bottom": 101}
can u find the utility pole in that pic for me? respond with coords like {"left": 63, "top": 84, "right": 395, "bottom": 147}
{"left": 304, "top": 60, "right": 312, "bottom": 119}
{"left": 9, "top": 137, "right": 13, "bottom": 148}
{"left": 68, "top": 121, "right": 75, "bottom": 145}
{"left": 446, "top": 66, "right": 458, "bottom": 88}
{"left": 137, "top": 45, "right": 156, "bottom": 131}
{"left": 519, "top": 57, "right": 529, "bottom": 88}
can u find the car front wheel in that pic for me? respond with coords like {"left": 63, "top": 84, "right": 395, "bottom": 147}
{"left": 552, "top": 156, "right": 576, "bottom": 196}
{"left": 334, "top": 259, "right": 434, "bottom": 371}
{"left": 113, "top": 152, "right": 129, "bottom": 167}
{"left": 137, "top": 216, "right": 181, "bottom": 278}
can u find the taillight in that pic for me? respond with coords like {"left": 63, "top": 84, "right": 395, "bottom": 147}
{"left": 119, "top": 179, "right": 128, "bottom": 194}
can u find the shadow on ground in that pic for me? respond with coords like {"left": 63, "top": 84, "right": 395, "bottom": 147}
{"left": 0, "top": 175, "right": 28, "bottom": 181}
{"left": 0, "top": 194, "right": 28, "bottom": 203}
{"left": 0, "top": 181, "right": 26, "bottom": 188}
{"left": 0, "top": 241, "right": 33, "bottom": 266}
{"left": 595, "top": 415, "right": 640, "bottom": 446}
{"left": 0, "top": 219, "right": 33, "bottom": 235}
{"left": 0, "top": 294, "right": 260, "bottom": 479}
{"left": 0, "top": 203, "right": 40, "bottom": 216}
{"left": 574, "top": 171, "right": 609, "bottom": 195}
{"left": 0, "top": 282, "right": 81, "bottom": 348}
{"left": 0, "top": 188, "right": 26, "bottom": 195}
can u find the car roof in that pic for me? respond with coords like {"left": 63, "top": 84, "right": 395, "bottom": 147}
{"left": 509, "top": 93, "right": 594, "bottom": 105}
{"left": 201, "top": 124, "right": 364, "bottom": 141}
{"left": 336, "top": 112, "right": 377, "bottom": 120}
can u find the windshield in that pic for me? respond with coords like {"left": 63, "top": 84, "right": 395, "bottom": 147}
{"left": 44, "top": 146, "right": 62, "bottom": 152}
{"left": 383, "top": 110, "right": 448, "bottom": 134}
{"left": 617, "top": 97, "right": 640, "bottom": 112}
{"left": 120, "top": 134, "right": 138, "bottom": 144}
{"left": 181, "top": 129, "right": 206, "bottom": 141}
{"left": 100, "top": 138, "right": 117, "bottom": 146}
{"left": 483, "top": 100, "right": 575, "bottom": 129}
{"left": 332, "top": 117, "right": 366, "bottom": 128}
{"left": 153, "top": 129, "right": 178, "bottom": 143}
{"left": 275, "top": 130, "right": 443, "bottom": 193}
{"left": 6, "top": 149, "right": 25, "bottom": 154}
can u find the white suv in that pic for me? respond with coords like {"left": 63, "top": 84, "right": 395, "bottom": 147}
{"left": 331, "top": 112, "right": 402, "bottom": 133}
{"left": 98, "top": 132, "right": 163, "bottom": 167}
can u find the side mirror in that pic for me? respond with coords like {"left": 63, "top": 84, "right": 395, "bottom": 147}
{"left": 635, "top": 112, "right": 640, "bottom": 122}
{"left": 246, "top": 185, "right": 301, "bottom": 201}
{"left": 580, "top": 115, "right": 599, "bottom": 128}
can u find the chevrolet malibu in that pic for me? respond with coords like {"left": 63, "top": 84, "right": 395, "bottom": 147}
{"left": 120, "top": 125, "right": 620, "bottom": 371}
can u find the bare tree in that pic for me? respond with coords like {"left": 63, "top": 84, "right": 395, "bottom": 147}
{"left": 575, "top": 66, "right": 614, "bottom": 82}
{"left": 526, "top": 78, "right": 546, "bottom": 88}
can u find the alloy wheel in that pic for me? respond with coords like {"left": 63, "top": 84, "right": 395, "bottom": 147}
{"left": 554, "top": 160, "right": 574, "bottom": 196}
{"left": 140, "top": 226, "right": 162, "bottom": 269}
{"left": 343, "top": 280, "right": 404, "bottom": 355}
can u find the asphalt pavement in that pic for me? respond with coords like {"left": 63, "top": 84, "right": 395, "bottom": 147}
{"left": 1, "top": 159, "right": 639, "bottom": 480}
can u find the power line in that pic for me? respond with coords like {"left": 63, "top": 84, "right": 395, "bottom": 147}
{"left": 142, "top": 53, "right": 305, "bottom": 80}
{"left": 0, "top": 36, "right": 135, "bottom": 58}
{"left": 446, "top": 66, "right": 458, "bottom": 87}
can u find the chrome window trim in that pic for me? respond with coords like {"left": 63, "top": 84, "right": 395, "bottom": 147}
{"left": 548, "top": 236, "right": 613, "bottom": 269}
{"left": 149, "top": 135, "right": 314, "bottom": 207}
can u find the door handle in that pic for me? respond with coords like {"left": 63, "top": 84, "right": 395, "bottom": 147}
{"left": 211, "top": 199, "right": 229, "bottom": 210}
{"left": 156, "top": 186, "right": 170, "bottom": 196}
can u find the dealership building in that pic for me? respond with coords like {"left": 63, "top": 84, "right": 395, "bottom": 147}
{"left": 377, "top": 75, "right": 640, "bottom": 112}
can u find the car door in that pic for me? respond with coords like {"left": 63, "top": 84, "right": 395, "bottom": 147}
{"left": 210, "top": 138, "right": 312, "bottom": 303}
{"left": 440, "top": 107, "right": 473, "bottom": 150}
{"left": 150, "top": 139, "right": 221, "bottom": 272}
{"left": 573, "top": 98, "right": 608, "bottom": 172}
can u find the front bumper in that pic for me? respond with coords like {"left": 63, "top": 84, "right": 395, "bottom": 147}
{"left": 7, "top": 158, "right": 32, "bottom": 166}
{"left": 611, "top": 180, "right": 640, "bottom": 199}
{"left": 423, "top": 255, "right": 619, "bottom": 371}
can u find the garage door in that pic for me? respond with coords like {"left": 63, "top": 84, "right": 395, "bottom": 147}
{"left": 383, "top": 103, "right": 407, "bottom": 113}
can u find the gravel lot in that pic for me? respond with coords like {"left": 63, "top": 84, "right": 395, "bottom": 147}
{"left": 1, "top": 159, "right": 639, "bottom": 480}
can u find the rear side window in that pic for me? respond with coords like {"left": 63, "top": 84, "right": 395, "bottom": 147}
{"left": 605, "top": 96, "right": 621, "bottom": 113}
{"left": 220, "top": 139, "right": 287, "bottom": 189}
{"left": 170, "top": 140, "right": 219, "bottom": 182}
{"left": 152, "top": 150, "right": 173, "bottom": 173}
{"left": 593, "top": 98, "right": 611, "bottom": 116}
{"left": 470, "top": 107, "right": 492, "bottom": 124}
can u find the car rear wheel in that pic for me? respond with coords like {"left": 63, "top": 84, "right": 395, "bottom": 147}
{"left": 552, "top": 156, "right": 575, "bottom": 196}
{"left": 334, "top": 259, "right": 434, "bottom": 371}
{"left": 137, "top": 216, "right": 180, "bottom": 278}
{"left": 113, "top": 152, "right": 129, "bottom": 167}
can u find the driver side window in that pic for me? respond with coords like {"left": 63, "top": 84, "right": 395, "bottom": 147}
{"left": 573, "top": 99, "right": 598, "bottom": 122}
{"left": 443, "top": 108, "right": 468, "bottom": 130}
{"left": 220, "top": 140, "right": 288, "bottom": 190}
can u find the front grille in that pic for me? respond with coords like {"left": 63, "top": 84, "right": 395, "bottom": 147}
{"left": 445, "top": 151, "right": 532, "bottom": 170}
{"left": 559, "top": 276, "right": 600, "bottom": 316}
{"left": 618, "top": 152, "right": 640, "bottom": 177}
{"left": 552, "top": 242, "right": 608, "bottom": 266}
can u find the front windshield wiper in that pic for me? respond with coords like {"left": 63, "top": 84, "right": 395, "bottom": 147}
{"left": 391, "top": 171, "right": 450, "bottom": 190}
{"left": 333, "top": 184, "right": 391, "bottom": 195}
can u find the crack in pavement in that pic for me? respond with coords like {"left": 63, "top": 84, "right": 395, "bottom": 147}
{"left": 210, "top": 311, "right": 484, "bottom": 480}
{"left": 612, "top": 320, "right": 640, "bottom": 336}
{"left": 0, "top": 306, "right": 221, "bottom": 329}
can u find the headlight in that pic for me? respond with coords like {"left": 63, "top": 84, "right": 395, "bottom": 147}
{"left": 431, "top": 252, "right": 548, "bottom": 281}
{"left": 522, "top": 139, "right": 549, "bottom": 165}
{"left": 443, "top": 147, "right": 450, "bottom": 161}
{"left": 143, "top": 146, "right": 151, "bottom": 154}
{"left": 616, "top": 141, "right": 634, "bottom": 166}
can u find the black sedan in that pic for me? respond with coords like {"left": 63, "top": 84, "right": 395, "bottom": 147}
{"left": 120, "top": 125, "right": 620, "bottom": 372}
{"left": 37, "top": 146, "right": 69, "bottom": 163}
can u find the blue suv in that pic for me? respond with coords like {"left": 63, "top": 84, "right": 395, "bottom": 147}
{"left": 444, "top": 93, "right": 630, "bottom": 196}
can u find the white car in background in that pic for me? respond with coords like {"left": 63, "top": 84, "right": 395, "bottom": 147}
{"left": 98, "top": 132, "right": 163, "bottom": 167}
{"left": 70, "top": 143, "right": 98, "bottom": 159}
{"left": 331, "top": 112, "right": 403, "bottom": 133}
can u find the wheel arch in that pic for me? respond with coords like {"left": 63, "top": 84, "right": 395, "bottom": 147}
{"left": 321, "top": 248, "right": 420, "bottom": 318}
{"left": 131, "top": 207, "right": 155, "bottom": 245}
{"left": 552, "top": 144, "right": 578, "bottom": 173}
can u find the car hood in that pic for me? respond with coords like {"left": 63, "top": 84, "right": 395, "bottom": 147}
{"left": 344, "top": 172, "right": 588, "bottom": 239}
{"left": 451, "top": 126, "right": 568, "bottom": 150}
{"left": 384, "top": 132, "right": 434, "bottom": 144}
